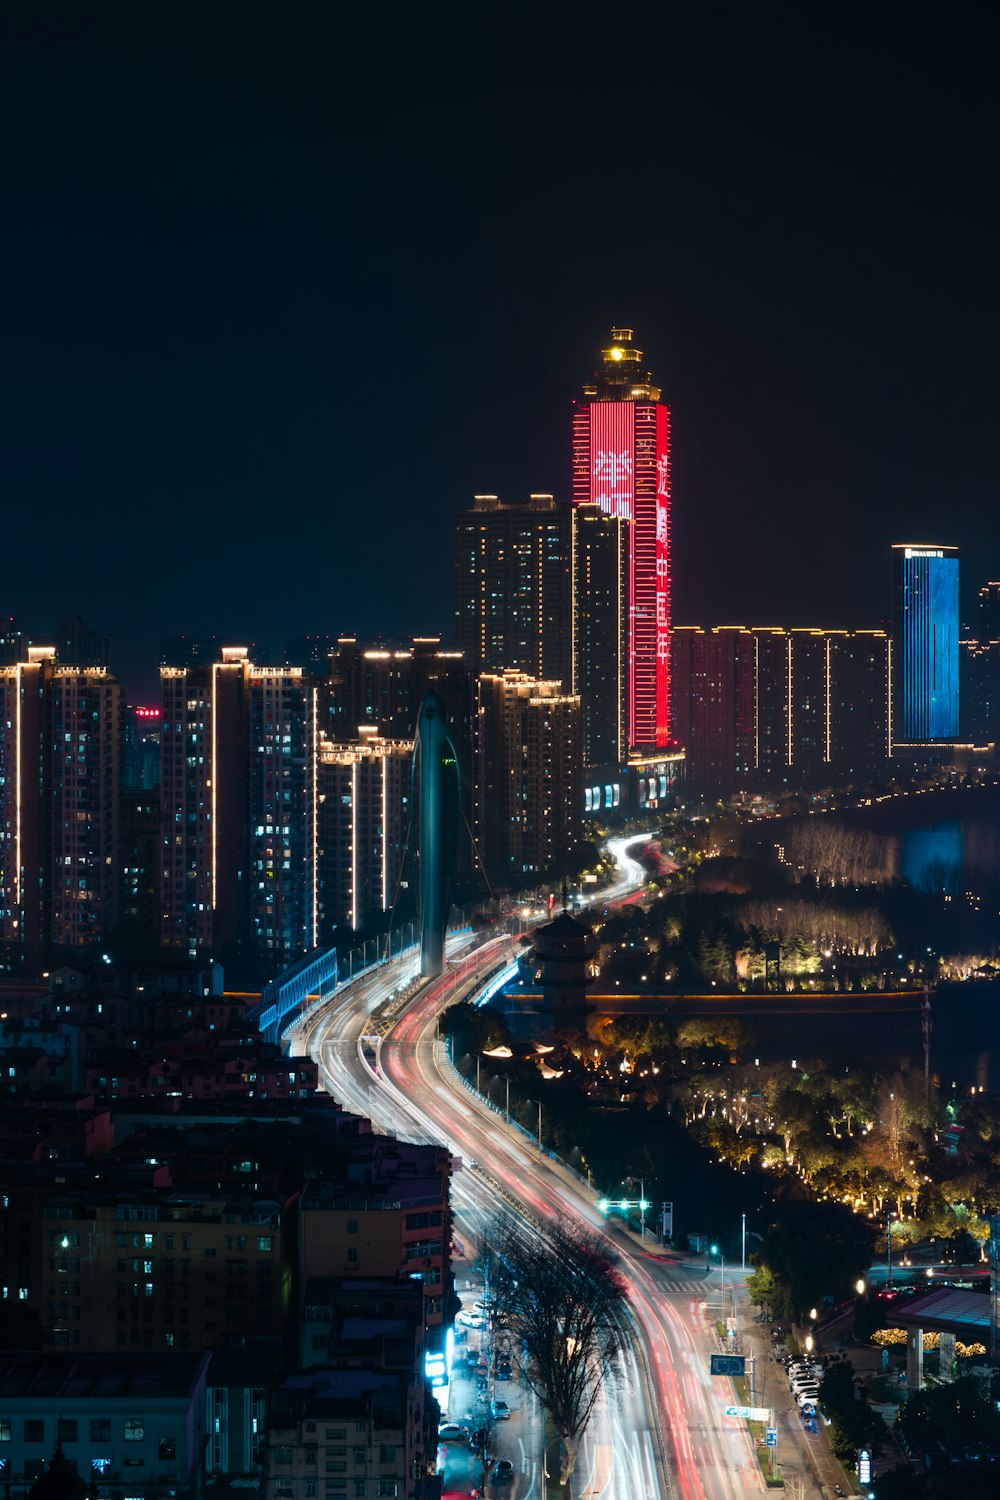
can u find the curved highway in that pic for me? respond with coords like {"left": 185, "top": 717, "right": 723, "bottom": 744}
{"left": 296, "top": 835, "right": 773, "bottom": 1500}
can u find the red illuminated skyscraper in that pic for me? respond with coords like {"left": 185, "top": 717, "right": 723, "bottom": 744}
{"left": 572, "top": 327, "right": 671, "bottom": 750}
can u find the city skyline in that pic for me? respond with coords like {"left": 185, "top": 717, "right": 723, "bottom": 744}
{"left": 4, "top": 10, "right": 999, "bottom": 696}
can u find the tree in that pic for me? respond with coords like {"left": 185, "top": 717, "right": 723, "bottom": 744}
{"left": 758, "top": 1201, "right": 876, "bottom": 1317}
{"left": 477, "top": 1214, "right": 627, "bottom": 1483}
{"left": 746, "top": 1264, "right": 776, "bottom": 1310}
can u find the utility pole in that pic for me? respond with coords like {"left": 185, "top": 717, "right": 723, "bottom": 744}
{"left": 886, "top": 1208, "right": 892, "bottom": 1290}
{"left": 922, "top": 985, "right": 932, "bottom": 1101}
{"left": 742, "top": 1212, "right": 746, "bottom": 1272}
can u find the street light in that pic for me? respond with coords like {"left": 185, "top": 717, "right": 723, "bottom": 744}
{"left": 710, "top": 1244, "right": 728, "bottom": 1324}
{"left": 856, "top": 1278, "right": 866, "bottom": 1297}
{"left": 623, "top": 1176, "right": 649, "bottom": 1244}
{"left": 478, "top": 1045, "right": 513, "bottom": 1117}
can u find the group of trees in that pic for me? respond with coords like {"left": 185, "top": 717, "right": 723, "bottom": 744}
{"left": 592, "top": 880, "right": 900, "bottom": 991}
{"left": 745, "top": 1201, "right": 875, "bottom": 1319}
{"left": 782, "top": 819, "right": 890, "bottom": 886}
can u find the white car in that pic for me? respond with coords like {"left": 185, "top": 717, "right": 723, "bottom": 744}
{"left": 794, "top": 1386, "right": 820, "bottom": 1404}
{"left": 437, "top": 1424, "right": 469, "bottom": 1444}
{"left": 456, "top": 1310, "right": 484, "bottom": 1329}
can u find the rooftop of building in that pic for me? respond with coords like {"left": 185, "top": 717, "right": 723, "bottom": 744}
{"left": 891, "top": 1285, "right": 991, "bottom": 1336}
{"left": 0, "top": 1352, "right": 210, "bottom": 1402}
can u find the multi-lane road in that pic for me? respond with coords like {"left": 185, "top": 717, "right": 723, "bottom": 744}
{"left": 292, "top": 837, "right": 831, "bottom": 1499}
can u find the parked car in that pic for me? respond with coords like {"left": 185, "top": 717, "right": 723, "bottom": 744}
{"left": 492, "top": 1399, "right": 511, "bottom": 1420}
{"left": 457, "top": 1310, "right": 484, "bottom": 1329}
{"left": 494, "top": 1460, "right": 515, "bottom": 1483}
{"left": 496, "top": 1360, "right": 513, "bottom": 1380}
{"left": 438, "top": 1424, "right": 469, "bottom": 1444}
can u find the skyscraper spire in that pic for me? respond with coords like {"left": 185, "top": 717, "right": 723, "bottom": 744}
{"left": 582, "top": 327, "right": 662, "bottom": 402}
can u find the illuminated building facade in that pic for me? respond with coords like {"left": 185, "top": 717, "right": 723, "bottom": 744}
{"left": 316, "top": 731, "right": 411, "bottom": 938}
{"left": 671, "top": 627, "right": 891, "bottom": 788}
{"left": 453, "top": 493, "right": 573, "bottom": 688}
{"left": 474, "top": 671, "right": 581, "bottom": 878}
{"left": 572, "top": 328, "right": 670, "bottom": 749}
{"left": 571, "top": 502, "right": 629, "bottom": 768}
{"left": 0, "top": 647, "right": 122, "bottom": 962}
{"left": 892, "top": 543, "right": 959, "bottom": 742}
{"left": 160, "top": 649, "right": 318, "bottom": 968}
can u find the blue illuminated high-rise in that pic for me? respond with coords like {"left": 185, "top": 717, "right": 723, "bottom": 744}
{"left": 892, "top": 543, "right": 959, "bottom": 742}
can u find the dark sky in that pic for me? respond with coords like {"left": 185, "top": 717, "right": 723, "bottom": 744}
{"left": 3, "top": 5, "right": 998, "bottom": 695}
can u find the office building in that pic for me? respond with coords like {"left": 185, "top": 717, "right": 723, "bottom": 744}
{"left": 453, "top": 493, "right": 573, "bottom": 688}
{"left": 316, "top": 731, "right": 412, "bottom": 937}
{"left": 670, "top": 627, "right": 892, "bottom": 789}
{"left": 0, "top": 647, "right": 122, "bottom": 964}
{"left": 571, "top": 502, "right": 630, "bottom": 768}
{"left": 160, "top": 649, "right": 318, "bottom": 968}
{"left": 892, "top": 543, "right": 959, "bottom": 742}
{"left": 474, "top": 671, "right": 581, "bottom": 879}
{"left": 572, "top": 328, "right": 671, "bottom": 750}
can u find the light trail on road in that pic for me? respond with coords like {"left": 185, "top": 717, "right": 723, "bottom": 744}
{"left": 299, "top": 834, "right": 770, "bottom": 1499}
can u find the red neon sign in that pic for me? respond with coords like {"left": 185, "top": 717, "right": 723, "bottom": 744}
{"left": 588, "top": 403, "right": 635, "bottom": 520}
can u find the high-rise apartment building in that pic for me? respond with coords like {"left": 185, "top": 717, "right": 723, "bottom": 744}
{"left": 453, "top": 493, "right": 573, "bottom": 688}
{"left": 572, "top": 328, "right": 671, "bottom": 750}
{"left": 959, "top": 638, "right": 1000, "bottom": 744}
{"left": 671, "top": 627, "right": 891, "bottom": 788}
{"left": 123, "top": 705, "right": 162, "bottom": 789}
{"left": 670, "top": 627, "right": 756, "bottom": 787}
{"left": 892, "top": 543, "right": 959, "bottom": 742}
{"left": 0, "top": 647, "right": 121, "bottom": 963}
{"left": 160, "top": 649, "right": 318, "bottom": 968}
{"left": 316, "top": 730, "right": 412, "bottom": 937}
{"left": 329, "top": 635, "right": 469, "bottom": 744}
{"left": 474, "top": 671, "right": 581, "bottom": 880}
{"left": 571, "top": 503, "right": 630, "bottom": 768}
{"left": 976, "top": 582, "right": 1000, "bottom": 641}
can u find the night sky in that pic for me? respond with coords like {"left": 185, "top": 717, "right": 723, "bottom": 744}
{"left": 3, "top": 6, "right": 998, "bottom": 695}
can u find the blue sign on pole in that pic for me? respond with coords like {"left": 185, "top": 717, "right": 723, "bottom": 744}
{"left": 765, "top": 1428, "right": 777, "bottom": 1448}
{"left": 859, "top": 1449, "right": 872, "bottom": 1485}
{"left": 710, "top": 1354, "right": 746, "bottom": 1377}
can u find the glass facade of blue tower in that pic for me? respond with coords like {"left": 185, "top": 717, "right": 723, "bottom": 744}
{"left": 893, "top": 544, "right": 959, "bottom": 741}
